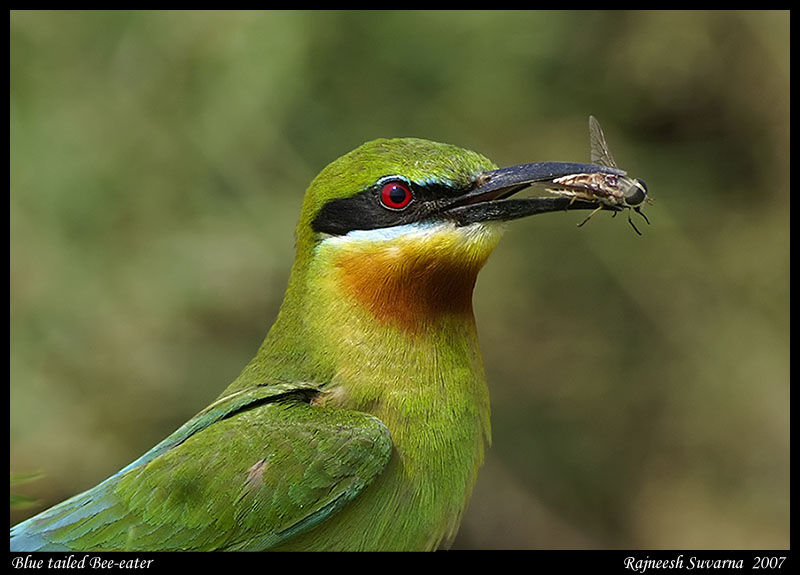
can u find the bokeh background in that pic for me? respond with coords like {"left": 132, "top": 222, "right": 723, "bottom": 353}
{"left": 10, "top": 11, "right": 789, "bottom": 549}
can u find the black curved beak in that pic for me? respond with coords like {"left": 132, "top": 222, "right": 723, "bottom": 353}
{"left": 444, "top": 161, "right": 625, "bottom": 226}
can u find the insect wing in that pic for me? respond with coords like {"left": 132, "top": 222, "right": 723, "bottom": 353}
{"left": 589, "top": 115, "right": 618, "bottom": 169}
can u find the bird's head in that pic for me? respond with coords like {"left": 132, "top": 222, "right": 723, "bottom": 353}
{"left": 283, "top": 137, "right": 621, "bottom": 335}
{"left": 295, "top": 138, "right": 497, "bottom": 256}
{"left": 237, "top": 137, "right": 622, "bottom": 389}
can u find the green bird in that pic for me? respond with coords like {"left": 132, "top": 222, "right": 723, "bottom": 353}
{"left": 10, "top": 137, "right": 626, "bottom": 551}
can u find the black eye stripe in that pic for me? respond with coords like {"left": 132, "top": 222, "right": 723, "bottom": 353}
{"left": 311, "top": 178, "right": 468, "bottom": 236}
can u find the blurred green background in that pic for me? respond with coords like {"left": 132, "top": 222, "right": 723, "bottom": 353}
{"left": 10, "top": 11, "right": 789, "bottom": 549}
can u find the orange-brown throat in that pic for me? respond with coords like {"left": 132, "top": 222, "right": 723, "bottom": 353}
{"left": 327, "top": 224, "right": 501, "bottom": 335}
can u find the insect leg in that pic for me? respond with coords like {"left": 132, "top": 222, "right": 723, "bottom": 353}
{"left": 577, "top": 205, "right": 604, "bottom": 228}
{"left": 626, "top": 209, "right": 643, "bottom": 236}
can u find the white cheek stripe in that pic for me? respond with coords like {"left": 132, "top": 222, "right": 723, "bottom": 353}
{"left": 320, "top": 221, "right": 503, "bottom": 248}
{"left": 338, "top": 222, "right": 446, "bottom": 243}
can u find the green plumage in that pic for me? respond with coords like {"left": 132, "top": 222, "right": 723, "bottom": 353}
{"left": 11, "top": 138, "right": 502, "bottom": 551}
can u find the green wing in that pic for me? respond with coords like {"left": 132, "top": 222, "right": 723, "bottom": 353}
{"left": 10, "top": 384, "right": 393, "bottom": 551}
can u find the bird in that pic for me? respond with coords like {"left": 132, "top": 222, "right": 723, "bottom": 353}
{"left": 10, "top": 136, "right": 624, "bottom": 551}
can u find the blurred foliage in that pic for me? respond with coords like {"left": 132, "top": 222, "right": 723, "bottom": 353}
{"left": 10, "top": 11, "right": 788, "bottom": 549}
{"left": 10, "top": 472, "right": 45, "bottom": 509}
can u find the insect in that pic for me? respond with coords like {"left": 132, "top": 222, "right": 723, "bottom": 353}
{"left": 547, "top": 116, "right": 652, "bottom": 235}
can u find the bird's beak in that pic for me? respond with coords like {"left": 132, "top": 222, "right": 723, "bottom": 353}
{"left": 443, "top": 161, "right": 625, "bottom": 226}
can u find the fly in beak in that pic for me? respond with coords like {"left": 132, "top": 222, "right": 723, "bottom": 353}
{"left": 443, "top": 161, "right": 626, "bottom": 226}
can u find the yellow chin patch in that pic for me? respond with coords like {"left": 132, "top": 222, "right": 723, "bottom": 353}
{"left": 323, "top": 222, "right": 503, "bottom": 334}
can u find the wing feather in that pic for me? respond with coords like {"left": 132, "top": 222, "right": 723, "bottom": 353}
{"left": 10, "top": 385, "right": 392, "bottom": 551}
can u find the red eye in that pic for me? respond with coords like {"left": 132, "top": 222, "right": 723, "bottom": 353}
{"left": 380, "top": 181, "right": 413, "bottom": 210}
